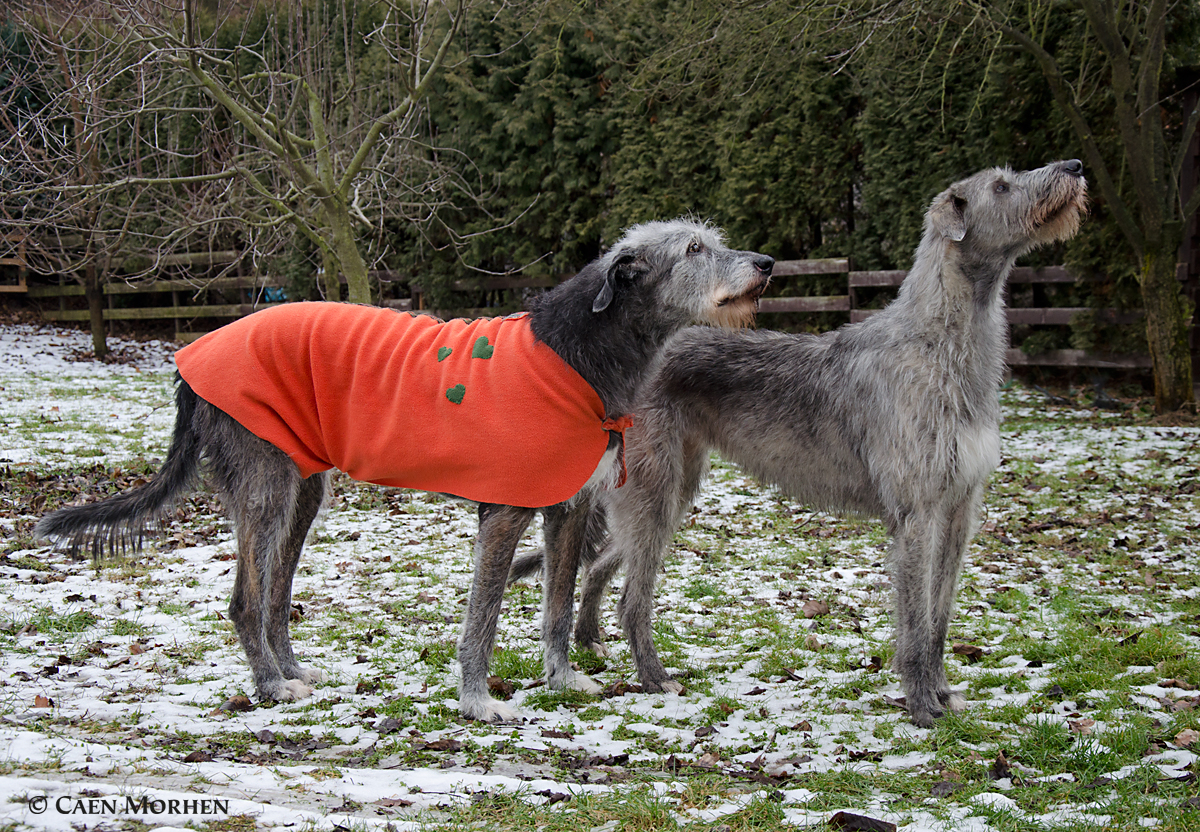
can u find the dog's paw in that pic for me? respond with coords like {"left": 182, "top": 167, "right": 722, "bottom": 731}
{"left": 261, "top": 678, "right": 313, "bottom": 702}
{"left": 562, "top": 671, "right": 602, "bottom": 695}
{"left": 905, "top": 693, "right": 948, "bottom": 728}
{"left": 642, "top": 677, "right": 684, "bottom": 695}
{"left": 941, "top": 690, "right": 967, "bottom": 713}
{"left": 291, "top": 666, "right": 325, "bottom": 685}
{"left": 907, "top": 708, "right": 938, "bottom": 729}
{"left": 545, "top": 666, "right": 602, "bottom": 695}
{"left": 459, "top": 695, "right": 521, "bottom": 724}
{"left": 583, "top": 641, "right": 611, "bottom": 659}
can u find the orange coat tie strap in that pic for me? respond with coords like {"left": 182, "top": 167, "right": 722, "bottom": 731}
{"left": 600, "top": 414, "right": 635, "bottom": 488}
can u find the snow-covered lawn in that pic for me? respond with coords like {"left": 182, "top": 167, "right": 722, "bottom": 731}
{"left": 0, "top": 321, "right": 1197, "bottom": 831}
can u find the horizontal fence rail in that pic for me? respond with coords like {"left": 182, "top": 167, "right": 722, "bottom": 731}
{"left": 13, "top": 252, "right": 1190, "bottom": 370}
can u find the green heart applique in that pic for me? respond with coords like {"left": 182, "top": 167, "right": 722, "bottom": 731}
{"left": 437, "top": 347, "right": 453, "bottom": 362}
{"left": 471, "top": 336, "right": 494, "bottom": 359}
{"left": 445, "top": 384, "right": 466, "bottom": 404}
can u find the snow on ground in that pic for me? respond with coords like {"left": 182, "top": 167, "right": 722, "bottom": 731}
{"left": 0, "top": 321, "right": 1198, "bottom": 831}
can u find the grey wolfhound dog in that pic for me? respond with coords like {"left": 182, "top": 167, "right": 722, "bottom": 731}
{"left": 512, "top": 160, "right": 1087, "bottom": 727}
{"left": 35, "top": 219, "right": 774, "bottom": 723}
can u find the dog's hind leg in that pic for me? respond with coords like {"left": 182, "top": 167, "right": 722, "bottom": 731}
{"left": 568, "top": 502, "right": 615, "bottom": 656}
{"left": 263, "top": 472, "right": 328, "bottom": 687}
{"left": 575, "top": 534, "right": 620, "bottom": 657}
{"left": 541, "top": 499, "right": 602, "bottom": 693}
{"left": 202, "top": 409, "right": 310, "bottom": 703}
{"left": 458, "top": 503, "right": 535, "bottom": 722}
{"left": 227, "top": 483, "right": 308, "bottom": 702}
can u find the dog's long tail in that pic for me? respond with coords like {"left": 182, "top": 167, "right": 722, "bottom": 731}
{"left": 506, "top": 502, "right": 611, "bottom": 585}
{"left": 34, "top": 378, "right": 203, "bottom": 559}
{"left": 507, "top": 547, "right": 546, "bottom": 584}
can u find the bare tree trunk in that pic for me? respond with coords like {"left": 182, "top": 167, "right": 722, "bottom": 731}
{"left": 328, "top": 207, "right": 371, "bottom": 304}
{"left": 318, "top": 249, "right": 341, "bottom": 302}
{"left": 962, "top": 1, "right": 1197, "bottom": 414}
{"left": 1140, "top": 247, "right": 1195, "bottom": 412}
{"left": 83, "top": 262, "right": 107, "bottom": 359}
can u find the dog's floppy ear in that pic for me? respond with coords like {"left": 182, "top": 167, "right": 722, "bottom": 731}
{"left": 592, "top": 251, "right": 641, "bottom": 313}
{"left": 929, "top": 192, "right": 967, "bottom": 242}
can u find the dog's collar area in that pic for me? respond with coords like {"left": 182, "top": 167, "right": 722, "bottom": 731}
{"left": 602, "top": 414, "right": 635, "bottom": 488}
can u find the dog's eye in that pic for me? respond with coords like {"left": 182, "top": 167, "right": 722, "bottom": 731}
{"left": 686, "top": 241, "right": 702, "bottom": 255}
{"left": 994, "top": 182, "right": 1009, "bottom": 194}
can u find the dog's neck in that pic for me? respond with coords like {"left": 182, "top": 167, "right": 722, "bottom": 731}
{"left": 893, "top": 233, "right": 1013, "bottom": 392}
{"left": 529, "top": 276, "right": 679, "bottom": 420}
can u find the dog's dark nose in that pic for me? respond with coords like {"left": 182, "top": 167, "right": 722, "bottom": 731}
{"left": 1063, "top": 159, "right": 1083, "bottom": 176}
{"left": 754, "top": 255, "right": 774, "bottom": 276}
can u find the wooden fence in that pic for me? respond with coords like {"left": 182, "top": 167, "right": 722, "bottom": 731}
{"left": 741, "top": 258, "right": 1164, "bottom": 369}
{"left": 11, "top": 253, "right": 1189, "bottom": 370}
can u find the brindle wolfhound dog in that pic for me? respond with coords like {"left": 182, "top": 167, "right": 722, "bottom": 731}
{"left": 512, "top": 160, "right": 1087, "bottom": 727}
{"left": 36, "top": 219, "right": 774, "bottom": 723}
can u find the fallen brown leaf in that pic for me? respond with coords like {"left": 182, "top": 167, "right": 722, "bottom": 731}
{"left": 1174, "top": 728, "right": 1199, "bottom": 747}
{"left": 1069, "top": 718, "right": 1096, "bottom": 735}
{"left": 952, "top": 643, "right": 984, "bottom": 663}
{"left": 828, "top": 810, "right": 897, "bottom": 831}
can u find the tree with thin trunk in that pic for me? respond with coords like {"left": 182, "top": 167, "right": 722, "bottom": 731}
{"left": 592, "top": 0, "right": 1199, "bottom": 414}
{"left": 0, "top": 1, "right": 241, "bottom": 358}
{"left": 944, "top": 1, "right": 1199, "bottom": 413}
{"left": 3, "top": 0, "right": 488, "bottom": 336}
{"left": 130, "top": 0, "right": 468, "bottom": 304}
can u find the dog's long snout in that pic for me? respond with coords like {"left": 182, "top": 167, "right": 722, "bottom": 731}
{"left": 754, "top": 255, "right": 775, "bottom": 276}
{"left": 1062, "top": 159, "right": 1083, "bottom": 176}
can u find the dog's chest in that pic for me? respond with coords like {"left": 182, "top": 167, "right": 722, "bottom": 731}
{"left": 955, "top": 420, "right": 1001, "bottom": 485}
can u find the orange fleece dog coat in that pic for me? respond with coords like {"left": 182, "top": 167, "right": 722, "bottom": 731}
{"left": 174, "top": 302, "right": 630, "bottom": 508}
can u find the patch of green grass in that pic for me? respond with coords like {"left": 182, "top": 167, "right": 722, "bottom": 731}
{"left": 4, "top": 554, "right": 52, "bottom": 571}
{"left": 989, "top": 587, "right": 1032, "bottom": 614}
{"left": 200, "top": 814, "right": 258, "bottom": 832}
{"left": 683, "top": 578, "right": 727, "bottom": 602}
{"left": 110, "top": 618, "right": 151, "bottom": 637}
{"left": 967, "top": 670, "right": 1030, "bottom": 696}
{"left": 491, "top": 646, "right": 541, "bottom": 681}
{"left": 11, "top": 607, "right": 98, "bottom": 634}
{"left": 570, "top": 646, "right": 608, "bottom": 675}
{"left": 416, "top": 640, "right": 456, "bottom": 672}
{"left": 522, "top": 687, "right": 597, "bottom": 713}
{"left": 932, "top": 710, "right": 1004, "bottom": 750}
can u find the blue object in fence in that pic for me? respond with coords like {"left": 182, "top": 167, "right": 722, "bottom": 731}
{"left": 264, "top": 287, "right": 287, "bottom": 303}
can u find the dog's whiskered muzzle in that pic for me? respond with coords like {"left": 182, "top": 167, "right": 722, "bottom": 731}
{"left": 719, "top": 273, "right": 771, "bottom": 307}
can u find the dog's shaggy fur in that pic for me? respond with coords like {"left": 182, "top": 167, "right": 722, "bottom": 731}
{"left": 512, "top": 161, "right": 1088, "bottom": 727}
{"left": 35, "top": 219, "right": 774, "bottom": 722}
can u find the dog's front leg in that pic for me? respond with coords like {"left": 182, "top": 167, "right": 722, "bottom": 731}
{"left": 542, "top": 499, "right": 602, "bottom": 693}
{"left": 888, "top": 510, "right": 946, "bottom": 728}
{"left": 457, "top": 502, "right": 534, "bottom": 722}
{"left": 926, "top": 486, "right": 983, "bottom": 714}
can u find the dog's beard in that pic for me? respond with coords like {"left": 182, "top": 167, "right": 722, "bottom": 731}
{"left": 1031, "top": 181, "right": 1088, "bottom": 244}
{"left": 707, "top": 296, "right": 760, "bottom": 329}
{"left": 706, "top": 276, "right": 768, "bottom": 329}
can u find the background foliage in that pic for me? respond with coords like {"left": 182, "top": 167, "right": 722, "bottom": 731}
{"left": 3, "top": 0, "right": 1200, "bottom": 353}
